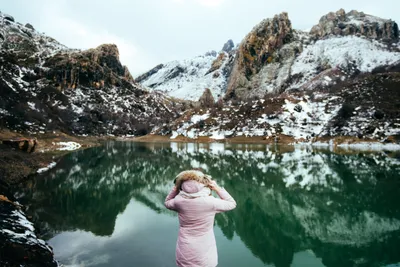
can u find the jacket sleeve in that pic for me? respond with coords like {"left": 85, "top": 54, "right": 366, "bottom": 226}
{"left": 164, "top": 186, "right": 179, "bottom": 211}
{"left": 213, "top": 188, "right": 237, "bottom": 213}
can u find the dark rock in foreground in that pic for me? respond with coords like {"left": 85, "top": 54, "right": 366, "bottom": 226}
{"left": 0, "top": 198, "right": 58, "bottom": 267}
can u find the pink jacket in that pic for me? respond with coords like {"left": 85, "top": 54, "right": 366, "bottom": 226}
{"left": 165, "top": 180, "right": 237, "bottom": 267}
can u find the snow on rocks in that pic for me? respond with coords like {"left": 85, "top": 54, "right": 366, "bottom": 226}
{"left": 210, "top": 131, "right": 226, "bottom": 140}
{"left": 256, "top": 95, "right": 341, "bottom": 140}
{"left": 56, "top": 142, "right": 81, "bottom": 151}
{"left": 290, "top": 36, "right": 400, "bottom": 89}
{"left": 0, "top": 198, "right": 57, "bottom": 265}
{"left": 37, "top": 162, "right": 57, "bottom": 173}
{"left": 0, "top": 208, "right": 53, "bottom": 248}
{"left": 139, "top": 52, "right": 230, "bottom": 101}
{"left": 171, "top": 113, "right": 210, "bottom": 139}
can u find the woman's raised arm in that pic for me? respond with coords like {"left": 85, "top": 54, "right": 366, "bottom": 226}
{"left": 164, "top": 186, "right": 179, "bottom": 211}
{"left": 210, "top": 182, "right": 236, "bottom": 213}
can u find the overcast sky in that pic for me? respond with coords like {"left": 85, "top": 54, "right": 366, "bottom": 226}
{"left": 2, "top": 0, "right": 399, "bottom": 76}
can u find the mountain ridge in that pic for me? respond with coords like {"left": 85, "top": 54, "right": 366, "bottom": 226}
{"left": 138, "top": 9, "right": 400, "bottom": 102}
{"left": 0, "top": 10, "right": 188, "bottom": 136}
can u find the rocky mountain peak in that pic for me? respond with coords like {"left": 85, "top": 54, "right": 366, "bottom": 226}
{"left": 198, "top": 88, "right": 215, "bottom": 108}
{"left": 83, "top": 43, "right": 133, "bottom": 82}
{"left": 239, "top": 12, "right": 293, "bottom": 76}
{"left": 0, "top": 10, "right": 182, "bottom": 136}
{"left": 225, "top": 12, "right": 293, "bottom": 98}
{"left": 222, "top": 39, "right": 235, "bottom": 53}
{"left": 310, "top": 9, "right": 399, "bottom": 41}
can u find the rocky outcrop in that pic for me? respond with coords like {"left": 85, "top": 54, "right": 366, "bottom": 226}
{"left": 206, "top": 52, "right": 227, "bottom": 75}
{"left": 225, "top": 12, "right": 294, "bottom": 99}
{"left": 2, "top": 14, "right": 14, "bottom": 23}
{"left": 138, "top": 10, "right": 399, "bottom": 102}
{"left": 135, "top": 64, "right": 164, "bottom": 83}
{"left": 222, "top": 39, "right": 235, "bottom": 53}
{"left": 2, "top": 138, "right": 37, "bottom": 153}
{"left": 198, "top": 88, "right": 215, "bottom": 108}
{"left": 311, "top": 9, "right": 399, "bottom": 41}
{"left": 44, "top": 44, "right": 134, "bottom": 90}
{"left": 24, "top": 23, "right": 34, "bottom": 31}
{"left": 0, "top": 199, "right": 57, "bottom": 267}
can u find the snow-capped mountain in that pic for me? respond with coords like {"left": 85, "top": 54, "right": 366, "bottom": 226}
{"left": 136, "top": 40, "right": 236, "bottom": 101}
{"left": 139, "top": 9, "right": 400, "bottom": 101}
{"left": 0, "top": 11, "right": 183, "bottom": 136}
{"left": 137, "top": 9, "right": 400, "bottom": 143}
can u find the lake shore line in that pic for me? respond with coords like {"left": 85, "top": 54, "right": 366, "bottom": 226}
{"left": 0, "top": 131, "right": 103, "bottom": 267}
{"left": 120, "top": 134, "right": 400, "bottom": 152}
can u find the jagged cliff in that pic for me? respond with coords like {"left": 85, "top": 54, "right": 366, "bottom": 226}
{"left": 310, "top": 9, "right": 399, "bottom": 40}
{"left": 225, "top": 12, "right": 296, "bottom": 98}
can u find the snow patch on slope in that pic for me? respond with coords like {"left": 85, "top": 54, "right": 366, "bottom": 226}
{"left": 291, "top": 36, "right": 400, "bottom": 88}
{"left": 140, "top": 53, "right": 229, "bottom": 101}
{"left": 257, "top": 95, "right": 341, "bottom": 140}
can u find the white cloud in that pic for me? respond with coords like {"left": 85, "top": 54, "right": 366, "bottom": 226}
{"left": 31, "top": 2, "right": 157, "bottom": 76}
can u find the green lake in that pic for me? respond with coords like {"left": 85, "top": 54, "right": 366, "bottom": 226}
{"left": 19, "top": 142, "right": 400, "bottom": 267}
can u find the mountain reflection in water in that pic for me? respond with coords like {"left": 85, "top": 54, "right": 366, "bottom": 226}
{"left": 20, "top": 142, "right": 400, "bottom": 267}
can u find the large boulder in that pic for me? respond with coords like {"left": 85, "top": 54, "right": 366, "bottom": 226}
{"left": 310, "top": 9, "right": 399, "bottom": 41}
{"left": 3, "top": 14, "right": 14, "bottom": 23}
{"left": 2, "top": 138, "right": 37, "bottom": 153}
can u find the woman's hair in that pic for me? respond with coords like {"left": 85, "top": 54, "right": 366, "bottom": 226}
{"left": 174, "top": 170, "right": 213, "bottom": 190}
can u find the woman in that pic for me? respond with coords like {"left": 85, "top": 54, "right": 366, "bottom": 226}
{"left": 164, "top": 170, "right": 237, "bottom": 267}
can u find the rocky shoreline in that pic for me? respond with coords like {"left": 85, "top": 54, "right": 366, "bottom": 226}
{"left": 0, "top": 132, "right": 101, "bottom": 267}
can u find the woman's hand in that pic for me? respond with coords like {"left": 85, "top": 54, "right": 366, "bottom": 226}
{"left": 209, "top": 181, "right": 222, "bottom": 192}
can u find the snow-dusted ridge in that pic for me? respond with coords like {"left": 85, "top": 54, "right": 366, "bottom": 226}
{"left": 0, "top": 11, "right": 73, "bottom": 60}
{"left": 0, "top": 200, "right": 58, "bottom": 266}
{"left": 0, "top": 11, "right": 181, "bottom": 136}
{"left": 290, "top": 36, "right": 400, "bottom": 88}
{"left": 139, "top": 51, "right": 233, "bottom": 101}
{"left": 138, "top": 10, "right": 400, "bottom": 101}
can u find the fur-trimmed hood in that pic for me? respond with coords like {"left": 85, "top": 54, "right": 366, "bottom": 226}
{"left": 174, "top": 170, "right": 213, "bottom": 191}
